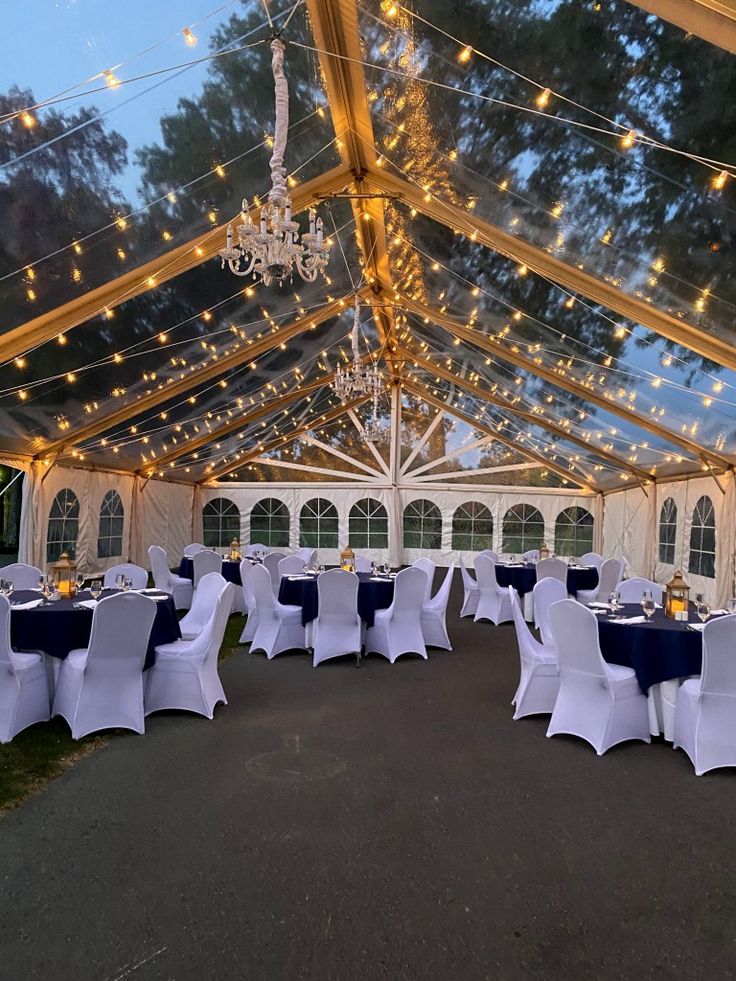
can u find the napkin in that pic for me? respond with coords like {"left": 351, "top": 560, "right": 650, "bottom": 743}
{"left": 612, "top": 615, "right": 646, "bottom": 625}
{"left": 711, "top": 609, "right": 729, "bottom": 616}
{"left": 10, "top": 598, "right": 44, "bottom": 611}
{"left": 688, "top": 622, "right": 706, "bottom": 632}
{"left": 77, "top": 599, "right": 98, "bottom": 610}
{"left": 588, "top": 602, "right": 610, "bottom": 609}
{"left": 288, "top": 575, "right": 311, "bottom": 581}
{"left": 141, "top": 588, "right": 161, "bottom": 594}
{"left": 370, "top": 576, "right": 390, "bottom": 581}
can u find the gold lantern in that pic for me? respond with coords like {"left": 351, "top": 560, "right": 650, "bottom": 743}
{"left": 51, "top": 551, "right": 78, "bottom": 597}
{"left": 340, "top": 546, "right": 355, "bottom": 572}
{"left": 539, "top": 542, "right": 550, "bottom": 560}
{"left": 228, "top": 538, "right": 240, "bottom": 562}
{"left": 665, "top": 569, "right": 690, "bottom": 619}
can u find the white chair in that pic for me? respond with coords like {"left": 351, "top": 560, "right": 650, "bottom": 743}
{"left": 263, "top": 552, "right": 287, "bottom": 595}
{"left": 52, "top": 592, "right": 157, "bottom": 739}
{"left": 458, "top": 556, "right": 479, "bottom": 618}
{"left": 673, "top": 614, "right": 736, "bottom": 775}
{"left": 296, "top": 547, "right": 317, "bottom": 565}
{"left": 312, "top": 569, "right": 361, "bottom": 667}
{"left": 509, "top": 587, "right": 559, "bottom": 720}
{"left": 247, "top": 542, "right": 268, "bottom": 558}
{"left": 474, "top": 555, "right": 514, "bottom": 625}
{"left": 238, "top": 559, "right": 258, "bottom": 644}
{"left": 0, "top": 595, "right": 50, "bottom": 743}
{"left": 279, "top": 555, "right": 307, "bottom": 578}
{"left": 148, "top": 545, "right": 193, "bottom": 610}
{"left": 250, "top": 563, "right": 307, "bottom": 659}
{"left": 533, "top": 577, "right": 567, "bottom": 651}
{"left": 580, "top": 552, "right": 604, "bottom": 571}
{"left": 411, "top": 557, "right": 435, "bottom": 602}
{"left": 546, "top": 599, "right": 650, "bottom": 755}
{"left": 354, "top": 554, "right": 372, "bottom": 573}
{"left": 421, "top": 564, "right": 454, "bottom": 650}
{"left": 1, "top": 563, "right": 43, "bottom": 590}
{"left": 617, "top": 578, "right": 663, "bottom": 605}
{"left": 522, "top": 549, "right": 540, "bottom": 563}
{"left": 192, "top": 549, "right": 222, "bottom": 587}
{"left": 577, "top": 557, "right": 624, "bottom": 605}
{"left": 145, "top": 582, "right": 232, "bottom": 719}
{"left": 365, "top": 567, "right": 427, "bottom": 663}
{"left": 183, "top": 543, "right": 206, "bottom": 557}
{"left": 535, "top": 557, "right": 567, "bottom": 584}
{"left": 103, "top": 563, "right": 148, "bottom": 589}
{"left": 178, "top": 572, "right": 228, "bottom": 640}
{"left": 480, "top": 550, "right": 499, "bottom": 563}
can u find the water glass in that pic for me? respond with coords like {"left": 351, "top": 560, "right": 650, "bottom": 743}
{"left": 41, "top": 577, "right": 53, "bottom": 600}
{"left": 729, "top": 598, "right": 736, "bottom": 615}
{"left": 371, "top": 561, "right": 378, "bottom": 575}
{"left": 0, "top": 579, "right": 10, "bottom": 597}
{"left": 115, "top": 573, "right": 125, "bottom": 590}
{"left": 609, "top": 590, "right": 621, "bottom": 613}
{"left": 90, "top": 579, "right": 102, "bottom": 600}
{"left": 642, "top": 596, "right": 656, "bottom": 620}
{"left": 382, "top": 563, "right": 391, "bottom": 576}
{"left": 75, "top": 572, "right": 85, "bottom": 590}
{"left": 122, "top": 576, "right": 133, "bottom": 592}
{"left": 697, "top": 601, "right": 711, "bottom": 624}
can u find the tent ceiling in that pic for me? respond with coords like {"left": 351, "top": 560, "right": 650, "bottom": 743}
{"left": 626, "top": 0, "right": 736, "bottom": 54}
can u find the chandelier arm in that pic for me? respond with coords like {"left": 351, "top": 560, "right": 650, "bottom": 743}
{"left": 268, "top": 37, "right": 289, "bottom": 206}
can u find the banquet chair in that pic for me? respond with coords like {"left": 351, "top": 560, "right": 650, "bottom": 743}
{"left": 263, "top": 552, "right": 287, "bottom": 595}
{"left": 246, "top": 543, "right": 268, "bottom": 558}
{"left": 522, "top": 550, "right": 540, "bottom": 563}
{"left": 474, "top": 555, "right": 514, "bottom": 626}
{"left": 411, "top": 558, "right": 435, "bottom": 602}
{"left": 148, "top": 545, "right": 193, "bottom": 610}
{"left": 52, "top": 592, "right": 157, "bottom": 739}
{"left": 354, "top": 554, "right": 372, "bottom": 573}
{"left": 238, "top": 559, "right": 258, "bottom": 644}
{"left": 364, "top": 567, "right": 427, "bottom": 663}
{"left": 192, "top": 549, "right": 222, "bottom": 588}
{"left": 279, "top": 555, "right": 307, "bottom": 578}
{"left": 546, "top": 599, "right": 650, "bottom": 755}
{"left": 183, "top": 543, "right": 206, "bottom": 557}
{"left": 0, "top": 595, "right": 50, "bottom": 743}
{"left": 509, "top": 587, "right": 559, "bottom": 720}
{"left": 179, "top": 572, "right": 228, "bottom": 640}
{"left": 1, "top": 563, "right": 43, "bottom": 590}
{"left": 145, "top": 582, "right": 232, "bottom": 720}
{"left": 535, "top": 557, "right": 567, "bottom": 584}
{"left": 479, "top": 550, "right": 499, "bottom": 562}
{"left": 576, "top": 557, "right": 624, "bottom": 605}
{"left": 421, "top": 563, "right": 455, "bottom": 650}
{"left": 533, "top": 578, "right": 567, "bottom": 652}
{"left": 580, "top": 552, "right": 604, "bottom": 571}
{"left": 250, "top": 563, "right": 307, "bottom": 659}
{"left": 617, "top": 578, "right": 663, "bottom": 605}
{"left": 296, "top": 547, "right": 318, "bottom": 565}
{"left": 103, "top": 563, "right": 148, "bottom": 589}
{"left": 673, "top": 614, "right": 736, "bottom": 775}
{"left": 312, "top": 569, "right": 361, "bottom": 667}
{"left": 458, "top": 556, "right": 479, "bottom": 618}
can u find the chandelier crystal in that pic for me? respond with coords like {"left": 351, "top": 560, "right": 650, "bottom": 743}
{"left": 332, "top": 295, "right": 382, "bottom": 403}
{"left": 218, "top": 37, "right": 330, "bottom": 286}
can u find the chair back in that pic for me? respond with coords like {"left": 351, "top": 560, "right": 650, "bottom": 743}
{"left": 148, "top": 545, "right": 172, "bottom": 591}
{"left": 180, "top": 582, "right": 234, "bottom": 663}
{"left": 247, "top": 543, "right": 268, "bottom": 558}
{"left": 428, "top": 564, "right": 454, "bottom": 612}
{"left": 548, "top": 599, "right": 607, "bottom": 680}
{"left": 411, "top": 558, "right": 435, "bottom": 601}
{"left": 459, "top": 555, "right": 476, "bottom": 590}
{"left": 533, "top": 577, "right": 567, "bottom": 648}
{"left": 103, "top": 563, "right": 148, "bottom": 589}
{"left": 596, "top": 558, "right": 624, "bottom": 599}
{"left": 0, "top": 594, "right": 24, "bottom": 676}
{"left": 522, "top": 549, "right": 540, "bottom": 563}
{"left": 192, "top": 549, "right": 223, "bottom": 587}
{"left": 317, "top": 569, "right": 359, "bottom": 621}
{"left": 617, "top": 577, "right": 663, "bottom": 605}
{"left": 251, "top": 563, "right": 277, "bottom": 613}
{"left": 474, "top": 554, "right": 501, "bottom": 591}
{"left": 536, "top": 557, "right": 567, "bottom": 583}
{"left": 509, "top": 587, "right": 541, "bottom": 665}
{"left": 700, "top": 614, "right": 736, "bottom": 696}
{"left": 183, "top": 543, "right": 206, "bottom": 557}
{"left": 480, "top": 550, "right": 499, "bottom": 563}
{"left": 182, "top": 572, "right": 226, "bottom": 627}
{"left": 580, "top": 552, "right": 603, "bottom": 571}
{"left": 239, "top": 558, "right": 257, "bottom": 613}
{"left": 1, "top": 563, "right": 43, "bottom": 590}
{"left": 85, "top": 593, "right": 157, "bottom": 676}
{"left": 388, "top": 567, "right": 426, "bottom": 623}
{"left": 279, "top": 555, "right": 306, "bottom": 578}
{"left": 296, "top": 547, "right": 318, "bottom": 565}
{"left": 354, "top": 554, "right": 372, "bottom": 573}
{"left": 263, "top": 552, "right": 286, "bottom": 591}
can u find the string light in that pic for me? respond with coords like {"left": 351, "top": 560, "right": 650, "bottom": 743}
{"left": 535, "top": 88, "right": 551, "bottom": 109}
{"left": 620, "top": 129, "right": 637, "bottom": 150}
{"left": 103, "top": 69, "right": 121, "bottom": 89}
{"left": 182, "top": 27, "right": 197, "bottom": 46}
{"left": 457, "top": 45, "right": 473, "bottom": 64}
{"left": 20, "top": 111, "right": 36, "bottom": 129}
{"left": 712, "top": 170, "right": 729, "bottom": 191}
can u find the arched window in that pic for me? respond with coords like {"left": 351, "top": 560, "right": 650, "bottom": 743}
{"left": 97, "top": 490, "right": 124, "bottom": 559}
{"left": 250, "top": 498, "right": 290, "bottom": 547}
{"left": 451, "top": 502, "right": 493, "bottom": 551}
{"left": 502, "top": 504, "right": 544, "bottom": 554}
{"left": 403, "top": 499, "right": 442, "bottom": 550}
{"left": 554, "top": 506, "right": 594, "bottom": 556}
{"left": 688, "top": 495, "right": 716, "bottom": 578}
{"left": 202, "top": 497, "right": 240, "bottom": 548}
{"left": 300, "top": 498, "right": 338, "bottom": 548}
{"left": 659, "top": 497, "right": 677, "bottom": 565}
{"left": 47, "top": 488, "right": 80, "bottom": 562}
{"left": 349, "top": 498, "right": 388, "bottom": 548}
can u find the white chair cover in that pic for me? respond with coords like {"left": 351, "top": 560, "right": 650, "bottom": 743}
{"left": 365, "top": 567, "right": 427, "bottom": 663}
{"left": 103, "top": 563, "right": 148, "bottom": 589}
{"left": 263, "top": 552, "right": 287, "bottom": 595}
{"left": 617, "top": 578, "right": 663, "bottom": 605}
{"left": 458, "top": 556, "right": 479, "bottom": 618}
{"left": 411, "top": 557, "right": 435, "bottom": 602}
{"left": 1, "top": 563, "right": 43, "bottom": 590}
{"left": 533, "top": 577, "right": 567, "bottom": 651}
{"left": 179, "top": 572, "right": 228, "bottom": 640}
{"left": 474, "top": 555, "right": 514, "bottom": 625}
{"left": 522, "top": 549, "right": 540, "bottom": 563}
{"left": 421, "top": 564, "right": 454, "bottom": 650}
{"left": 546, "top": 599, "right": 650, "bottom": 754}
{"left": 145, "top": 582, "right": 232, "bottom": 719}
{"left": 247, "top": 543, "right": 268, "bottom": 558}
{"left": 192, "top": 549, "right": 223, "bottom": 587}
{"left": 148, "top": 545, "right": 193, "bottom": 610}
{"left": 238, "top": 559, "right": 258, "bottom": 644}
{"left": 354, "top": 555, "right": 372, "bottom": 573}
{"left": 250, "top": 564, "right": 307, "bottom": 659}
{"left": 183, "top": 543, "right": 206, "bottom": 557}
{"left": 535, "top": 557, "right": 567, "bottom": 584}
{"left": 279, "top": 555, "right": 307, "bottom": 578}
{"left": 674, "top": 614, "right": 736, "bottom": 775}
{"left": 580, "top": 552, "right": 604, "bottom": 571}
{"left": 313, "top": 569, "right": 361, "bottom": 666}
{"left": 509, "top": 587, "right": 559, "bottom": 720}
{"left": 577, "top": 557, "right": 624, "bottom": 605}
{"left": 296, "top": 547, "right": 317, "bottom": 565}
{"left": 0, "top": 595, "right": 50, "bottom": 743}
{"left": 52, "top": 592, "right": 157, "bottom": 739}
{"left": 480, "top": 550, "right": 499, "bottom": 563}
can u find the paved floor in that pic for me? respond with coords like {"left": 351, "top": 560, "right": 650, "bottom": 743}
{"left": 2, "top": 578, "right": 736, "bottom": 980}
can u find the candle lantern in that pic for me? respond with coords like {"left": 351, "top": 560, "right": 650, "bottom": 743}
{"left": 229, "top": 538, "right": 240, "bottom": 562}
{"left": 539, "top": 542, "right": 550, "bottom": 560}
{"left": 51, "top": 551, "right": 78, "bottom": 597}
{"left": 340, "top": 546, "right": 355, "bottom": 572}
{"left": 665, "top": 569, "right": 690, "bottom": 619}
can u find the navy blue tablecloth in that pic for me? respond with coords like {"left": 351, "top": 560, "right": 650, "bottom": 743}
{"left": 178, "top": 557, "right": 243, "bottom": 586}
{"left": 278, "top": 571, "right": 394, "bottom": 627}
{"left": 494, "top": 563, "right": 598, "bottom": 597}
{"left": 9, "top": 589, "right": 180, "bottom": 670}
{"left": 597, "top": 603, "right": 705, "bottom": 693}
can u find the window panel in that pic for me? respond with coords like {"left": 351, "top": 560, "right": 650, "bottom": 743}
{"left": 47, "top": 488, "right": 80, "bottom": 562}
{"left": 502, "top": 504, "right": 544, "bottom": 554}
{"left": 554, "top": 507, "right": 594, "bottom": 557}
{"left": 349, "top": 498, "right": 388, "bottom": 549}
{"left": 688, "top": 496, "right": 716, "bottom": 579}
{"left": 202, "top": 497, "right": 240, "bottom": 549}
{"left": 299, "top": 498, "right": 338, "bottom": 549}
{"left": 403, "top": 499, "right": 442, "bottom": 550}
{"left": 451, "top": 502, "right": 493, "bottom": 551}
{"left": 97, "top": 489, "right": 124, "bottom": 559}
{"left": 250, "top": 498, "right": 290, "bottom": 548}
{"left": 659, "top": 497, "right": 677, "bottom": 565}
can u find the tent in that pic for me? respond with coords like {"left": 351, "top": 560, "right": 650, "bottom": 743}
{"left": 2, "top": 0, "right": 735, "bottom": 604}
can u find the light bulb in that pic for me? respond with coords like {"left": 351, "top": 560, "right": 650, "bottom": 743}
{"left": 104, "top": 69, "right": 121, "bottom": 89}
{"left": 182, "top": 27, "right": 197, "bottom": 46}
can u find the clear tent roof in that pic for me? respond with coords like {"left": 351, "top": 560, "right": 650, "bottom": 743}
{"left": 2, "top": 0, "right": 735, "bottom": 494}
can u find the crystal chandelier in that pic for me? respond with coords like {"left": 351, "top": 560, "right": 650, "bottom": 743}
{"left": 332, "top": 295, "right": 382, "bottom": 402}
{"left": 364, "top": 389, "right": 390, "bottom": 444}
{"left": 218, "top": 37, "right": 330, "bottom": 286}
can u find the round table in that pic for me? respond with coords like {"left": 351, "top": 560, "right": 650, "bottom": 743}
{"left": 178, "top": 557, "right": 243, "bottom": 586}
{"left": 495, "top": 563, "right": 598, "bottom": 597}
{"left": 9, "top": 589, "right": 180, "bottom": 670}
{"left": 278, "top": 572, "right": 394, "bottom": 627}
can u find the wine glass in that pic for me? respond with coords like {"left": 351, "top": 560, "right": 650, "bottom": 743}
{"left": 697, "top": 600, "right": 711, "bottom": 624}
{"left": 0, "top": 579, "right": 9, "bottom": 598}
{"left": 642, "top": 595, "right": 656, "bottom": 621}
{"left": 41, "top": 577, "right": 53, "bottom": 601}
{"left": 729, "top": 597, "right": 736, "bottom": 615}
{"left": 115, "top": 573, "right": 125, "bottom": 590}
{"left": 75, "top": 572, "right": 85, "bottom": 591}
{"left": 609, "top": 590, "right": 621, "bottom": 614}
{"left": 371, "top": 561, "right": 378, "bottom": 576}
{"left": 4, "top": 579, "right": 13, "bottom": 600}
{"left": 122, "top": 576, "right": 132, "bottom": 592}
{"left": 382, "top": 562, "right": 390, "bottom": 576}
{"left": 90, "top": 579, "right": 102, "bottom": 600}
